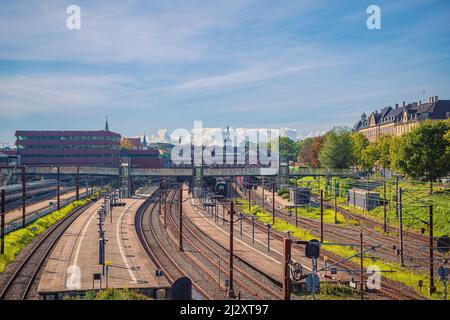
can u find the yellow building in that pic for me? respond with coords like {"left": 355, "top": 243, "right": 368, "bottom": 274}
{"left": 353, "top": 96, "right": 450, "bottom": 142}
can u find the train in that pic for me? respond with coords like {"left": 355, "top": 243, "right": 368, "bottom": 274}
{"left": 0, "top": 179, "right": 58, "bottom": 204}
{"left": 214, "top": 177, "right": 227, "bottom": 196}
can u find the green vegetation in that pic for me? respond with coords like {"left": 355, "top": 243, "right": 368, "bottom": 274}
{"left": 279, "top": 137, "right": 301, "bottom": 162}
{"left": 395, "top": 120, "right": 450, "bottom": 193}
{"left": 0, "top": 189, "right": 105, "bottom": 273}
{"left": 237, "top": 200, "right": 444, "bottom": 299}
{"left": 80, "top": 288, "right": 150, "bottom": 300}
{"left": 277, "top": 188, "right": 290, "bottom": 200}
{"left": 293, "top": 176, "right": 450, "bottom": 237}
{"left": 319, "top": 127, "right": 355, "bottom": 169}
{"left": 292, "top": 282, "right": 360, "bottom": 300}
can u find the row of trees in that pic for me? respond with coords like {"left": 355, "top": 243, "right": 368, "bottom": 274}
{"left": 281, "top": 120, "right": 450, "bottom": 190}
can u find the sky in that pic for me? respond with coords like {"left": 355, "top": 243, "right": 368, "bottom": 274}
{"left": 1, "top": 0, "right": 450, "bottom": 145}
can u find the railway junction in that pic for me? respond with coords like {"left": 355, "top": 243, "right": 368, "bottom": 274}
{"left": 0, "top": 162, "right": 448, "bottom": 300}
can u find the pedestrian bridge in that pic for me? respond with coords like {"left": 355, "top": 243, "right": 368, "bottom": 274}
{"left": 3, "top": 165, "right": 357, "bottom": 178}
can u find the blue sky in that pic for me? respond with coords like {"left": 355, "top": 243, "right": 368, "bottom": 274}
{"left": 1, "top": 0, "right": 450, "bottom": 145}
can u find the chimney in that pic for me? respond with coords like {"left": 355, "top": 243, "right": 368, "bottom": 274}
{"left": 402, "top": 101, "right": 406, "bottom": 107}
{"left": 434, "top": 96, "right": 438, "bottom": 103}
{"left": 429, "top": 96, "right": 434, "bottom": 103}
{"left": 395, "top": 103, "right": 399, "bottom": 109}
{"left": 418, "top": 100, "right": 422, "bottom": 106}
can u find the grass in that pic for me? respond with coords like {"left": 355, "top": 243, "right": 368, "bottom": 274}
{"left": 0, "top": 189, "right": 106, "bottom": 273}
{"left": 78, "top": 288, "right": 150, "bottom": 300}
{"left": 293, "top": 176, "right": 450, "bottom": 237}
{"left": 237, "top": 200, "right": 444, "bottom": 300}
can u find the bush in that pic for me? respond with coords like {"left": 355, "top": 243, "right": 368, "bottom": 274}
{"left": 0, "top": 189, "right": 106, "bottom": 273}
{"left": 82, "top": 289, "right": 150, "bottom": 300}
{"left": 277, "top": 189, "right": 289, "bottom": 197}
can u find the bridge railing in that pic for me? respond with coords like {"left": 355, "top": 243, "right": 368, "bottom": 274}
{"left": 289, "top": 167, "right": 358, "bottom": 176}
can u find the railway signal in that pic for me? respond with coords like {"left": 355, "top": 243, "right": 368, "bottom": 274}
{"left": 437, "top": 235, "right": 450, "bottom": 254}
{"left": 305, "top": 239, "right": 320, "bottom": 259}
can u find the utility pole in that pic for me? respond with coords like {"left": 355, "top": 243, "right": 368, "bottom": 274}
{"left": 360, "top": 231, "right": 364, "bottom": 300}
{"left": 229, "top": 201, "right": 235, "bottom": 298}
{"left": 320, "top": 189, "right": 324, "bottom": 242}
{"left": 57, "top": 166, "right": 60, "bottom": 210}
{"left": 383, "top": 180, "right": 387, "bottom": 233}
{"left": 248, "top": 176, "right": 251, "bottom": 211}
{"left": 353, "top": 190, "right": 356, "bottom": 212}
{"left": 164, "top": 180, "right": 167, "bottom": 227}
{"left": 262, "top": 176, "right": 265, "bottom": 209}
{"left": 282, "top": 238, "right": 292, "bottom": 300}
{"left": 1, "top": 189, "right": 5, "bottom": 254}
{"left": 76, "top": 165, "right": 80, "bottom": 200}
{"left": 395, "top": 176, "right": 399, "bottom": 218}
{"left": 333, "top": 179, "right": 337, "bottom": 224}
{"left": 272, "top": 180, "right": 275, "bottom": 224}
{"left": 251, "top": 215, "right": 255, "bottom": 244}
{"left": 398, "top": 187, "right": 404, "bottom": 266}
{"left": 22, "top": 166, "right": 26, "bottom": 228}
{"left": 294, "top": 180, "right": 298, "bottom": 227}
{"left": 429, "top": 204, "right": 435, "bottom": 294}
{"left": 179, "top": 187, "right": 183, "bottom": 252}
{"left": 159, "top": 178, "right": 162, "bottom": 216}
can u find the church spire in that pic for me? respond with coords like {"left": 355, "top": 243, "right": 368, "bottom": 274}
{"left": 105, "top": 115, "right": 109, "bottom": 131}
{"left": 143, "top": 133, "right": 148, "bottom": 147}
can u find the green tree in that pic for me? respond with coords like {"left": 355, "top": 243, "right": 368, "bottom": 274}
{"left": 279, "top": 137, "right": 300, "bottom": 162}
{"left": 396, "top": 120, "right": 450, "bottom": 193}
{"left": 350, "top": 132, "right": 369, "bottom": 169}
{"left": 389, "top": 135, "right": 403, "bottom": 173}
{"left": 319, "top": 127, "right": 354, "bottom": 169}
{"left": 361, "top": 142, "right": 378, "bottom": 171}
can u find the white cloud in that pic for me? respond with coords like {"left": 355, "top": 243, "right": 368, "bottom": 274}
{"left": 0, "top": 74, "right": 131, "bottom": 116}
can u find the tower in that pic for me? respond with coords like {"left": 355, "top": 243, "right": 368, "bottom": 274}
{"left": 142, "top": 133, "right": 148, "bottom": 148}
{"left": 105, "top": 115, "right": 110, "bottom": 131}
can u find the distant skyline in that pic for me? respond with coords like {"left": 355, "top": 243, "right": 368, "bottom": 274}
{"left": 1, "top": 0, "right": 450, "bottom": 145}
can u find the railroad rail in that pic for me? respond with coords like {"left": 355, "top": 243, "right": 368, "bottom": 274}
{"left": 232, "top": 187, "right": 426, "bottom": 300}
{"left": 244, "top": 185, "right": 432, "bottom": 271}
{"left": 135, "top": 190, "right": 216, "bottom": 300}
{"left": 0, "top": 201, "right": 95, "bottom": 300}
{"left": 167, "top": 188, "right": 282, "bottom": 300}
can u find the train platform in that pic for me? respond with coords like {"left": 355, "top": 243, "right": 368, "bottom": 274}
{"left": 183, "top": 192, "right": 334, "bottom": 286}
{"left": 37, "top": 196, "right": 170, "bottom": 300}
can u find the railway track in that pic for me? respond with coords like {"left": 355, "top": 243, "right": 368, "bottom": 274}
{"left": 246, "top": 186, "right": 433, "bottom": 271}
{"left": 135, "top": 189, "right": 222, "bottom": 300}
{"left": 167, "top": 188, "right": 282, "bottom": 300}
{"left": 231, "top": 188, "right": 426, "bottom": 300}
{"left": 0, "top": 201, "right": 95, "bottom": 300}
